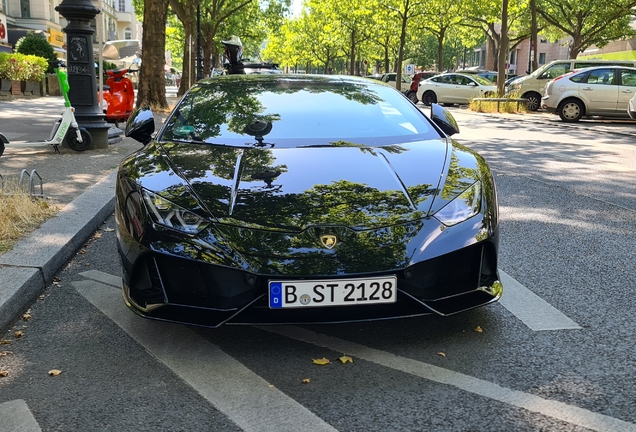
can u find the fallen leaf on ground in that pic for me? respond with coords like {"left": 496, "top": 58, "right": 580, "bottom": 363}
{"left": 474, "top": 326, "right": 483, "bottom": 333}
{"left": 48, "top": 369, "right": 62, "bottom": 376}
{"left": 21, "top": 313, "right": 32, "bottom": 321}
{"left": 79, "top": 250, "right": 86, "bottom": 254}
{"left": 14, "top": 331, "right": 23, "bottom": 338}
{"left": 85, "top": 263, "right": 91, "bottom": 266}
{"left": 268, "top": 384, "right": 275, "bottom": 388}
{"left": 0, "top": 369, "right": 8, "bottom": 377}
{"left": 93, "top": 232, "right": 102, "bottom": 239}
{"left": 0, "top": 340, "right": 10, "bottom": 345}
{"left": 312, "top": 357, "right": 330, "bottom": 365}
{"left": 53, "top": 277, "right": 61, "bottom": 282}
{"left": 437, "top": 352, "right": 446, "bottom": 357}
{"left": 339, "top": 355, "right": 353, "bottom": 364}
{"left": 103, "top": 227, "right": 115, "bottom": 232}
{"left": 0, "top": 351, "right": 11, "bottom": 357}
{"left": 302, "top": 378, "right": 311, "bottom": 384}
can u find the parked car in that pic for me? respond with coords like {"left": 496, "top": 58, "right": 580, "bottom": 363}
{"left": 508, "top": 59, "right": 636, "bottom": 111}
{"left": 377, "top": 72, "right": 411, "bottom": 92}
{"left": 628, "top": 92, "right": 636, "bottom": 119}
{"left": 458, "top": 70, "right": 518, "bottom": 85}
{"left": 416, "top": 73, "right": 497, "bottom": 106}
{"left": 405, "top": 71, "right": 437, "bottom": 103}
{"left": 541, "top": 66, "right": 636, "bottom": 122}
{"left": 118, "top": 74, "right": 503, "bottom": 328}
{"left": 457, "top": 69, "right": 498, "bottom": 83}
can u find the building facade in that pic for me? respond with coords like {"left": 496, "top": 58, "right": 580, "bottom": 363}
{"left": 0, "top": 0, "right": 138, "bottom": 57}
{"left": 470, "top": 35, "right": 570, "bottom": 77}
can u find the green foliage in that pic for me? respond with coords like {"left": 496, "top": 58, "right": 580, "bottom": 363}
{"left": 15, "top": 32, "right": 58, "bottom": 74}
{"left": 536, "top": 0, "right": 636, "bottom": 57}
{"left": 0, "top": 52, "right": 48, "bottom": 81}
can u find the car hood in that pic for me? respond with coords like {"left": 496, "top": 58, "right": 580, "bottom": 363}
{"left": 133, "top": 139, "right": 460, "bottom": 231}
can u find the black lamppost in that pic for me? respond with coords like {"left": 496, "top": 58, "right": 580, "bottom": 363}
{"left": 55, "top": 0, "right": 110, "bottom": 148}
{"left": 196, "top": 3, "right": 203, "bottom": 81}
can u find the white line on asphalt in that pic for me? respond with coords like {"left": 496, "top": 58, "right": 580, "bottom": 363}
{"left": 263, "top": 326, "right": 635, "bottom": 432}
{"left": 0, "top": 399, "right": 42, "bottom": 432}
{"left": 72, "top": 280, "right": 338, "bottom": 432}
{"left": 79, "top": 270, "right": 122, "bottom": 288}
{"left": 498, "top": 270, "right": 582, "bottom": 331}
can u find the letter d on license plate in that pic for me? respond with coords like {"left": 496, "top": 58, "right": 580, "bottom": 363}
{"left": 268, "top": 276, "right": 397, "bottom": 309}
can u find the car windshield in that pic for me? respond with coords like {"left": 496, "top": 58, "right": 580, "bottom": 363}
{"left": 159, "top": 75, "right": 438, "bottom": 148}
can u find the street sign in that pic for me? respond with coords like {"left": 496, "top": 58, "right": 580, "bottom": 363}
{"left": 405, "top": 64, "right": 415, "bottom": 74}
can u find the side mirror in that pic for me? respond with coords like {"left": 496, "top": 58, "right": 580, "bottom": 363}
{"left": 125, "top": 107, "right": 155, "bottom": 145}
{"left": 430, "top": 103, "right": 460, "bottom": 136}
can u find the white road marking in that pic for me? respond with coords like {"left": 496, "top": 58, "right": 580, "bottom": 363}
{"left": 263, "top": 326, "right": 635, "bottom": 432}
{"left": 72, "top": 280, "right": 338, "bottom": 432}
{"left": 79, "top": 270, "right": 122, "bottom": 288}
{"left": 0, "top": 399, "right": 42, "bottom": 432}
{"left": 499, "top": 270, "right": 582, "bottom": 331}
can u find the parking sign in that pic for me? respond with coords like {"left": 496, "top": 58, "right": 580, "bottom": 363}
{"left": 405, "top": 64, "right": 415, "bottom": 74}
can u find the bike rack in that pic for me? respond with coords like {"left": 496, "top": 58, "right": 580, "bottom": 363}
{"left": 0, "top": 170, "right": 44, "bottom": 197}
{"left": 19, "top": 170, "right": 44, "bottom": 198}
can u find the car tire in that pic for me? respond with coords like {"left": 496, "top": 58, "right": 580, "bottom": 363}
{"left": 422, "top": 91, "right": 437, "bottom": 106}
{"left": 558, "top": 99, "right": 584, "bottom": 122}
{"left": 406, "top": 91, "right": 418, "bottom": 104}
{"left": 524, "top": 92, "right": 542, "bottom": 111}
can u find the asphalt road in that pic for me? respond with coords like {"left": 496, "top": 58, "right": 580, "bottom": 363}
{"left": 1, "top": 109, "right": 636, "bottom": 432}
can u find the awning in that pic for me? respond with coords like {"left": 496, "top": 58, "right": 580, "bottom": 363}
{"left": 7, "top": 28, "right": 47, "bottom": 46}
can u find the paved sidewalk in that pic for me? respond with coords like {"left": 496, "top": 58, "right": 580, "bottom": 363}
{"left": 0, "top": 96, "right": 144, "bottom": 334}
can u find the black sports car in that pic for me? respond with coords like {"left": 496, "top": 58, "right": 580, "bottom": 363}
{"left": 116, "top": 74, "right": 502, "bottom": 328}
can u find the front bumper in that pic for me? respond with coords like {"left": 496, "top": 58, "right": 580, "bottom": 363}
{"left": 120, "top": 240, "right": 503, "bottom": 328}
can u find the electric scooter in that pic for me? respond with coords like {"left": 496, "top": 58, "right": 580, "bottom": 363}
{"left": 100, "top": 68, "right": 137, "bottom": 126}
{"left": 0, "top": 68, "right": 92, "bottom": 158}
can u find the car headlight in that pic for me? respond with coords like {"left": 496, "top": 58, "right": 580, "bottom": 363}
{"left": 433, "top": 181, "right": 482, "bottom": 226}
{"left": 142, "top": 189, "right": 208, "bottom": 234}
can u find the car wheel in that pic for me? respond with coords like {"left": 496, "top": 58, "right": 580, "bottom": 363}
{"left": 558, "top": 99, "right": 584, "bottom": 122}
{"left": 66, "top": 128, "right": 93, "bottom": 151}
{"left": 524, "top": 92, "right": 541, "bottom": 111}
{"left": 422, "top": 91, "right": 437, "bottom": 106}
{"left": 406, "top": 91, "right": 418, "bottom": 104}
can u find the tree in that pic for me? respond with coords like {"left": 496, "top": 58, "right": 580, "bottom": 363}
{"left": 384, "top": 0, "right": 426, "bottom": 90}
{"left": 412, "top": 0, "right": 466, "bottom": 72}
{"left": 135, "top": 0, "right": 169, "bottom": 110}
{"left": 536, "top": 0, "right": 636, "bottom": 58}
{"left": 15, "top": 32, "right": 58, "bottom": 74}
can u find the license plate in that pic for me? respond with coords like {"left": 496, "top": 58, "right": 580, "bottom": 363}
{"left": 268, "top": 276, "right": 397, "bottom": 309}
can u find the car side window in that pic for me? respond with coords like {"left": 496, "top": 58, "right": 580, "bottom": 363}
{"left": 620, "top": 70, "right": 636, "bottom": 86}
{"left": 456, "top": 76, "right": 470, "bottom": 85}
{"left": 585, "top": 69, "right": 615, "bottom": 85}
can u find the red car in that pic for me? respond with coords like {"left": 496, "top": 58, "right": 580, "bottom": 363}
{"left": 406, "top": 71, "right": 437, "bottom": 103}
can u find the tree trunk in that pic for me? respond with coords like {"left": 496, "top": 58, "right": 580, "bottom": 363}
{"left": 136, "top": 0, "right": 168, "bottom": 110}
{"left": 349, "top": 30, "right": 356, "bottom": 75}
{"left": 530, "top": 0, "right": 538, "bottom": 72}
{"left": 395, "top": 3, "right": 409, "bottom": 92}
{"left": 497, "top": 0, "right": 509, "bottom": 96}
{"left": 437, "top": 27, "right": 445, "bottom": 72}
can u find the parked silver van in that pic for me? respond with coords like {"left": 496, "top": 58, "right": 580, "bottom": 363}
{"left": 506, "top": 59, "right": 636, "bottom": 111}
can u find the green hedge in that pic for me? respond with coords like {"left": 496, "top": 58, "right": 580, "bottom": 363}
{"left": 0, "top": 53, "right": 49, "bottom": 81}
